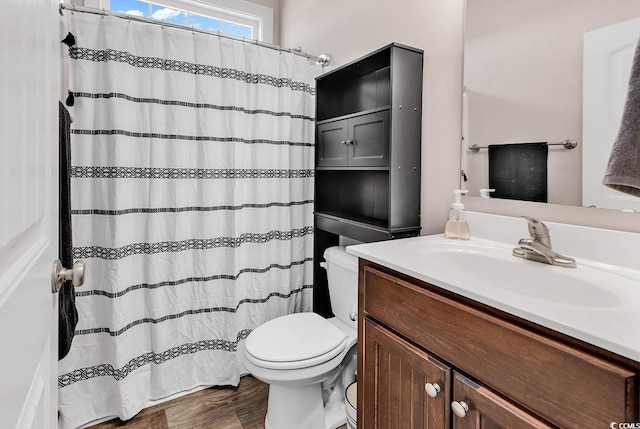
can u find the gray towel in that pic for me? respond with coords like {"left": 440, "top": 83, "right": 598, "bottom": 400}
{"left": 603, "top": 38, "right": 640, "bottom": 196}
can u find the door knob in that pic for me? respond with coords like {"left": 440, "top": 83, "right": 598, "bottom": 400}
{"left": 52, "top": 260, "right": 85, "bottom": 293}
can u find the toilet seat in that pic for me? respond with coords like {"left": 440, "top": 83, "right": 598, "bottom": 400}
{"left": 245, "top": 312, "right": 347, "bottom": 370}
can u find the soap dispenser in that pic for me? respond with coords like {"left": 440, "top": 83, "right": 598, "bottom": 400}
{"left": 445, "top": 190, "right": 470, "bottom": 240}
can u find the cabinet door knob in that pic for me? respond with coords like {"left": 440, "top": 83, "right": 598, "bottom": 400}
{"left": 345, "top": 140, "right": 352, "bottom": 145}
{"left": 341, "top": 140, "right": 347, "bottom": 145}
{"left": 425, "top": 382, "right": 440, "bottom": 398}
{"left": 451, "top": 401, "right": 469, "bottom": 418}
{"left": 349, "top": 312, "right": 357, "bottom": 321}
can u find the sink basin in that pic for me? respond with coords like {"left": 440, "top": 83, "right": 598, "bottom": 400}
{"left": 405, "top": 239, "right": 624, "bottom": 308}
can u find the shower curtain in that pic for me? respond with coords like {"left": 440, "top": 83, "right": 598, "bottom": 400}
{"left": 58, "top": 12, "right": 319, "bottom": 428}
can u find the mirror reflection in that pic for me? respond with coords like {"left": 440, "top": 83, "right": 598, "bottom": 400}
{"left": 462, "top": 0, "right": 640, "bottom": 210}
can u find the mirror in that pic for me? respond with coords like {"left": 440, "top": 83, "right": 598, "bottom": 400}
{"left": 462, "top": 0, "right": 640, "bottom": 210}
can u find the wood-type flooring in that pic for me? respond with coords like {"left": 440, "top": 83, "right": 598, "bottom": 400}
{"left": 88, "top": 375, "right": 347, "bottom": 429}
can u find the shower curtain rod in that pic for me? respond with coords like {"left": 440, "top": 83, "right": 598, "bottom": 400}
{"left": 59, "top": 3, "right": 331, "bottom": 67}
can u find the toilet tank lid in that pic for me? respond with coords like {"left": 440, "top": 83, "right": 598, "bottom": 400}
{"left": 323, "top": 246, "right": 358, "bottom": 272}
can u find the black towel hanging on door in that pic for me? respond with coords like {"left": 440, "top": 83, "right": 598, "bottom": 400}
{"left": 59, "top": 101, "right": 79, "bottom": 360}
{"left": 488, "top": 142, "right": 548, "bottom": 203}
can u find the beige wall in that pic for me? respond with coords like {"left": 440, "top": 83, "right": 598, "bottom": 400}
{"left": 246, "top": 0, "right": 280, "bottom": 45}
{"left": 280, "top": 0, "right": 640, "bottom": 234}
{"left": 280, "top": 0, "right": 465, "bottom": 235}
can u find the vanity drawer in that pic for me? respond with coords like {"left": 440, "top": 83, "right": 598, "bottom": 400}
{"left": 362, "top": 265, "right": 637, "bottom": 428}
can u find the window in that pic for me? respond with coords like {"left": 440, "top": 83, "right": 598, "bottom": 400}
{"left": 90, "top": 0, "right": 273, "bottom": 42}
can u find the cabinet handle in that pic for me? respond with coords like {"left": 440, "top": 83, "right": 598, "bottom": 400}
{"left": 349, "top": 312, "right": 357, "bottom": 321}
{"left": 341, "top": 140, "right": 347, "bottom": 145}
{"left": 425, "top": 382, "right": 440, "bottom": 398}
{"left": 345, "top": 140, "right": 352, "bottom": 145}
{"left": 451, "top": 401, "right": 469, "bottom": 418}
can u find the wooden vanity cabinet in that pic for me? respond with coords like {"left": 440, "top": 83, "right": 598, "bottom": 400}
{"left": 358, "top": 260, "right": 639, "bottom": 429}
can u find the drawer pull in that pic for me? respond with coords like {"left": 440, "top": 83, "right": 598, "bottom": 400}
{"left": 451, "top": 401, "right": 469, "bottom": 418}
{"left": 425, "top": 382, "right": 441, "bottom": 398}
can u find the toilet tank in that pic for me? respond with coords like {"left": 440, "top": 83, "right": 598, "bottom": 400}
{"left": 323, "top": 246, "right": 358, "bottom": 328}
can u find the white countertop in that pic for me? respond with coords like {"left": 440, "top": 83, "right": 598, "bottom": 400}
{"left": 346, "top": 212, "right": 640, "bottom": 361}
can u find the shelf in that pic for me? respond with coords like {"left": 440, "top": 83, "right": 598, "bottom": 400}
{"left": 315, "top": 170, "right": 389, "bottom": 223}
{"left": 315, "top": 212, "right": 420, "bottom": 243}
{"left": 316, "top": 42, "right": 423, "bottom": 82}
{"left": 316, "top": 211, "right": 388, "bottom": 229}
{"left": 316, "top": 56, "right": 391, "bottom": 121}
{"left": 312, "top": 42, "right": 423, "bottom": 317}
{"left": 316, "top": 166, "right": 389, "bottom": 172}
{"left": 316, "top": 106, "right": 391, "bottom": 126}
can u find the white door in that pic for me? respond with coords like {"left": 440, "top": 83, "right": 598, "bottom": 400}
{"left": 1, "top": 0, "right": 61, "bottom": 426}
{"left": 583, "top": 16, "right": 640, "bottom": 211}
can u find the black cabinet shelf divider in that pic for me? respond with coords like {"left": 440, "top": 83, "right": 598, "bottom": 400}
{"left": 314, "top": 211, "right": 389, "bottom": 230}
{"left": 315, "top": 106, "right": 391, "bottom": 126}
{"left": 315, "top": 166, "right": 390, "bottom": 172}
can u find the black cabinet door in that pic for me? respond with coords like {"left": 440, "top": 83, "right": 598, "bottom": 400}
{"left": 317, "top": 119, "right": 348, "bottom": 167}
{"left": 348, "top": 110, "right": 389, "bottom": 167}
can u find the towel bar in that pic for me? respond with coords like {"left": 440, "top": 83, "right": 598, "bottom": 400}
{"left": 469, "top": 139, "right": 578, "bottom": 153}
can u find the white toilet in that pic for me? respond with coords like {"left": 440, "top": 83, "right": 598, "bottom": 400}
{"left": 244, "top": 246, "right": 358, "bottom": 429}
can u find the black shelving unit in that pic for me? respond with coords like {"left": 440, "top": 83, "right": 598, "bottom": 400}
{"left": 314, "top": 43, "right": 424, "bottom": 316}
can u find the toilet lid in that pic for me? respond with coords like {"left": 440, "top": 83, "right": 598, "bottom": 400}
{"left": 245, "top": 312, "right": 347, "bottom": 366}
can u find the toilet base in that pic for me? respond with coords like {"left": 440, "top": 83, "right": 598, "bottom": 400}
{"left": 264, "top": 382, "right": 346, "bottom": 429}
{"left": 324, "top": 399, "right": 348, "bottom": 429}
{"left": 265, "top": 383, "right": 324, "bottom": 429}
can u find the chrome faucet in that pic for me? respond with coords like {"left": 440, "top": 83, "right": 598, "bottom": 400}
{"left": 512, "top": 216, "right": 576, "bottom": 268}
